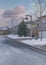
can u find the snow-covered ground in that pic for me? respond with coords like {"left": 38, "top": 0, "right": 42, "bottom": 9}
{"left": 7, "top": 35, "right": 32, "bottom": 39}
{"left": 7, "top": 35, "right": 46, "bottom": 46}
{"left": 20, "top": 38, "right": 46, "bottom": 46}
{"left": 0, "top": 36, "right": 22, "bottom": 55}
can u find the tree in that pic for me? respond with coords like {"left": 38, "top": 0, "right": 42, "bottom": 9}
{"left": 17, "top": 20, "right": 27, "bottom": 37}
{"left": 31, "top": 0, "right": 46, "bottom": 40}
{"left": 32, "top": 0, "right": 46, "bottom": 19}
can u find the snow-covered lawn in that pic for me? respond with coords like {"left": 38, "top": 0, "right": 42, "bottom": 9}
{"left": 7, "top": 35, "right": 46, "bottom": 46}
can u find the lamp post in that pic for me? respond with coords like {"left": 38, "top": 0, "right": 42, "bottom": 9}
{"left": 25, "top": 15, "right": 32, "bottom": 37}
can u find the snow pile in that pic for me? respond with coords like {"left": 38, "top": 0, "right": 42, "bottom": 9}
{"left": 21, "top": 38, "right": 46, "bottom": 46}
{"left": 7, "top": 35, "right": 31, "bottom": 39}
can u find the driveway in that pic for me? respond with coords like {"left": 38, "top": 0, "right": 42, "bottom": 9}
{"left": 0, "top": 35, "right": 46, "bottom": 65}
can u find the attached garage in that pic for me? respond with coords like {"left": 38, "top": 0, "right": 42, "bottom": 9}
{"left": 39, "top": 31, "right": 46, "bottom": 38}
{"left": 38, "top": 23, "right": 46, "bottom": 38}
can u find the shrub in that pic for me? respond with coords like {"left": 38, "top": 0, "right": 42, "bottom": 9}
{"left": 17, "top": 21, "right": 27, "bottom": 36}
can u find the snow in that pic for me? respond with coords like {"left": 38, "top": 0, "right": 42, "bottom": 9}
{"left": 20, "top": 38, "right": 46, "bottom": 46}
{"left": 7, "top": 35, "right": 46, "bottom": 46}
{"left": 39, "top": 31, "right": 46, "bottom": 38}
{"left": 7, "top": 35, "right": 32, "bottom": 39}
{"left": 0, "top": 35, "right": 23, "bottom": 55}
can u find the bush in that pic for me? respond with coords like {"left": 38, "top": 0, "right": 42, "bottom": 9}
{"left": 17, "top": 21, "right": 27, "bottom": 37}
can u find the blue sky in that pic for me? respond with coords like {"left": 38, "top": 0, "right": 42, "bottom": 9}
{"left": 0, "top": 0, "right": 46, "bottom": 27}
{"left": 0, "top": 0, "right": 46, "bottom": 15}
{"left": 0, "top": 0, "right": 33, "bottom": 9}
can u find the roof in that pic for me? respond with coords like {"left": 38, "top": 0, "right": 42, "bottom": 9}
{"left": 0, "top": 27, "right": 8, "bottom": 30}
{"left": 39, "top": 15, "right": 46, "bottom": 19}
{"left": 24, "top": 21, "right": 37, "bottom": 24}
{"left": 35, "top": 15, "right": 46, "bottom": 21}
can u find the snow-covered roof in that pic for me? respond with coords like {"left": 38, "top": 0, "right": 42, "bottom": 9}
{"left": 0, "top": 27, "right": 8, "bottom": 30}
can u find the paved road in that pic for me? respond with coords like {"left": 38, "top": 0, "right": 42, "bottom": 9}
{"left": 0, "top": 35, "right": 46, "bottom": 65}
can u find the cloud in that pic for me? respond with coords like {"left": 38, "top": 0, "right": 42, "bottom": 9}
{"left": 0, "top": 5, "right": 25, "bottom": 27}
{"left": 0, "top": 9, "right": 5, "bottom": 15}
{"left": 3, "top": 10, "right": 13, "bottom": 18}
{"left": 13, "top": 5, "right": 25, "bottom": 16}
{"left": 3, "top": 5, "right": 25, "bottom": 18}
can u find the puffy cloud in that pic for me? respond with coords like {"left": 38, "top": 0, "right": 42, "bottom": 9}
{"left": 3, "top": 10, "right": 13, "bottom": 18}
{"left": 0, "top": 9, "right": 5, "bottom": 15}
{"left": 0, "top": 5, "right": 25, "bottom": 27}
{"left": 13, "top": 5, "right": 25, "bottom": 16}
{"left": 3, "top": 5, "right": 25, "bottom": 18}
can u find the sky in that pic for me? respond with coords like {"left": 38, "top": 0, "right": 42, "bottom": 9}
{"left": 0, "top": 0, "right": 33, "bottom": 17}
{"left": 0, "top": 0, "right": 32, "bottom": 9}
{"left": 0, "top": 0, "right": 46, "bottom": 27}
{"left": 0, "top": 0, "right": 46, "bottom": 14}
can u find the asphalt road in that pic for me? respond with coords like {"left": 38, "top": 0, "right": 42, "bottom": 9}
{"left": 0, "top": 35, "right": 46, "bottom": 65}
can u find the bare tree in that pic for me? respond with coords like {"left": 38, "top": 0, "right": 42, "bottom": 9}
{"left": 32, "top": 0, "right": 46, "bottom": 40}
{"left": 32, "top": 0, "right": 46, "bottom": 19}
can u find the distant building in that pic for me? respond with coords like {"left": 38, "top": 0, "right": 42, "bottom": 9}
{"left": 0, "top": 27, "right": 10, "bottom": 35}
{"left": 36, "top": 15, "right": 46, "bottom": 38}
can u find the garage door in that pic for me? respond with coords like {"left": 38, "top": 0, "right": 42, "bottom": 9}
{"left": 39, "top": 31, "right": 46, "bottom": 38}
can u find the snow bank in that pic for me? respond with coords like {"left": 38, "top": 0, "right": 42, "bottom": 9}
{"left": 7, "top": 35, "right": 46, "bottom": 46}
{"left": 7, "top": 35, "right": 32, "bottom": 39}
{"left": 21, "top": 38, "right": 46, "bottom": 46}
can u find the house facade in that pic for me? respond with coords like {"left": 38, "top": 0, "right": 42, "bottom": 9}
{"left": 25, "top": 15, "right": 46, "bottom": 38}
{"left": 36, "top": 15, "right": 46, "bottom": 38}
{"left": 25, "top": 21, "right": 38, "bottom": 37}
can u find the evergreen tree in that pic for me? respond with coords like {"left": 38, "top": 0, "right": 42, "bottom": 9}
{"left": 17, "top": 20, "right": 27, "bottom": 36}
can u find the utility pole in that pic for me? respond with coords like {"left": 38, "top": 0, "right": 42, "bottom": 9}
{"left": 39, "top": 0, "right": 42, "bottom": 41}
